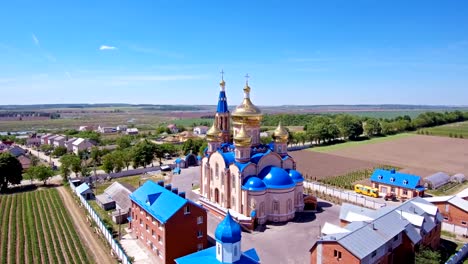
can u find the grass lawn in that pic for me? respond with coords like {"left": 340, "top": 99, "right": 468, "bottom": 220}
{"left": 308, "top": 133, "right": 414, "bottom": 153}
{"left": 426, "top": 181, "right": 468, "bottom": 196}
{"left": 88, "top": 200, "right": 128, "bottom": 236}
{"left": 94, "top": 174, "right": 165, "bottom": 195}
{"left": 417, "top": 121, "right": 468, "bottom": 139}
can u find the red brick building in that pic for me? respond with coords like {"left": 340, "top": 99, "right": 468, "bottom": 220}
{"left": 129, "top": 180, "right": 207, "bottom": 264}
{"left": 310, "top": 197, "right": 442, "bottom": 264}
{"left": 425, "top": 195, "right": 468, "bottom": 227}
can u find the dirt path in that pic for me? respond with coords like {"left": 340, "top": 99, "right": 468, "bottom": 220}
{"left": 57, "top": 186, "right": 115, "bottom": 264}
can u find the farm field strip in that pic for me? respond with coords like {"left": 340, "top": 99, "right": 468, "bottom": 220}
{"left": 0, "top": 189, "right": 93, "bottom": 264}
{"left": 420, "top": 121, "right": 468, "bottom": 138}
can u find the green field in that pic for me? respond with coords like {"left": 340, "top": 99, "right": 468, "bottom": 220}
{"left": 0, "top": 189, "right": 92, "bottom": 264}
{"left": 319, "top": 165, "right": 398, "bottom": 190}
{"left": 309, "top": 133, "right": 414, "bottom": 153}
{"left": 418, "top": 121, "right": 468, "bottom": 139}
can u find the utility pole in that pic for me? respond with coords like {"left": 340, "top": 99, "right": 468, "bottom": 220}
{"left": 118, "top": 208, "right": 122, "bottom": 241}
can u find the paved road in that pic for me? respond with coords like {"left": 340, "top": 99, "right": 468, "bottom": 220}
{"left": 56, "top": 186, "right": 116, "bottom": 264}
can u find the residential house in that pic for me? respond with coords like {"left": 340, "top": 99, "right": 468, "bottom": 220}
{"left": 47, "top": 135, "right": 60, "bottom": 145}
{"left": 78, "top": 126, "right": 93, "bottom": 131}
{"left": 98, "top": 125, "right": 116, "bottom": 134}
{"left": 75, "top": 183, "right": 94, "bottom": 200}
{"left": 178, "top": 131, "right": 197, "bottom": 142}
{"left": 129, "top": 180, "right": 207, "bottom": 264}
{"left": 40, "top": 133, "right": 52, "bottom": 145}
{"left": 18, "top": 155, "right": 31, "bottom": 171}
{"left": 370, "top": 169, "right": 425, "bottom": 199}
{"left": 95, "top": 182, "right": 136, "bottom": 224}
{"left": 65, "top": 138, "right": 77, "bottom": 152}
{"left": 72, "top": 138, "right": 94, "bottom": 154}
{"left": 425, "top": 195, "right": 468, "bottom": 227}
{"left": 126, "top": 128, "right": 139, "bottom": 135}
{"left": 117, "top": 125, "right": 128, "bottom": 132}
{"left": 8, "top": 145, "right": 26, "bottom": 157}
{"left": 175, "top": 211, "right": 260, "bottom": 264}
{"left": 167, "top": 124, "right": 179, "bottom": 134}
{"left": 193, "top": 126, "right": 209, "bottom": 135}
{"left": 310, "top": 197, "right": 442, "bottom": 264}
{"left": 26, "top": 134, "right": 41, "bottom": 147}
{"left": 53, "top": 135, "right": 66, "bottom": 148}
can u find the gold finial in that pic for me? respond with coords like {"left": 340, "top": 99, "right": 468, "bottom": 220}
{"left": 234, "top": 124, "right": 252, "bottom": 147}
{"left": 206, "top": 122, "right": 222, "bottom": 142}
{"left": 219, "top": 69, "right": 226, "bottom": 87}
{"left": 243, "top": 73, "right": 251, "bottom": 94}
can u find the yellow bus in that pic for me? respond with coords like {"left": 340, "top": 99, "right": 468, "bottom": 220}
{"left": 354, "top": 184, "right": 379, "bottom": 198}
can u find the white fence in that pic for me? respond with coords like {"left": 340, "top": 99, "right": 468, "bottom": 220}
{"left": 70, "top": 181, "right": 131, "bottom": 264}
{"left": 445, "top": 242, "right": 468, "bottom": 264}
{"left": 304, "top": 181, "right": 387, "bottom": 210}
{"left": 442, "top": 222, "right": 468, "bottom": 237}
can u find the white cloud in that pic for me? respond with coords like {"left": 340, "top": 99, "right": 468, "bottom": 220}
{"left": 99, "top": 45, "right": 117, "bottom": 50}
{"left": 32, "top": 34, "right": 39, "bottom": 46}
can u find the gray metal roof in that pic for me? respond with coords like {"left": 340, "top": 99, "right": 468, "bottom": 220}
{"left": 424, "top": 172, "right": 450, "bottom": 189}
{"left": 95, "top": 193, "right": 114, "bottom": 205}
{"left": 104, "top": 182, "right": 134, "bottom": 211}
{"left": 448, "top": 196, "right": 468, "bottom": 212}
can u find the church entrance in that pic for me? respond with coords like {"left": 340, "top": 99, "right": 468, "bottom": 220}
{"left": 215, "top": 188, "right": 219, "bottom": 203}
{"left": 185, "top": 154, "right": 197, "bottom": 167}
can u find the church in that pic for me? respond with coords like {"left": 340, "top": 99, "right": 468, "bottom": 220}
{"left": 199, "top": 74, "right": 304, "bottom": 225}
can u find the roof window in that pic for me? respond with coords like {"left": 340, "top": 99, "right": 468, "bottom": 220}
{"left": 403, "top": 180, "right": 408, "bottom": 185}
{"left": 390, "top": 177, "right": 395, "bottom": 182}
{"left": 378, "top": 175, "right": 383, "bottom": 180}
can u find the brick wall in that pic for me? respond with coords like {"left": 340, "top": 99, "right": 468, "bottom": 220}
{"left": 433, "top": 202, "right": 467, "bottom": 227}
{"left": 310, "top": 242, "right": 360, "bottom": 264}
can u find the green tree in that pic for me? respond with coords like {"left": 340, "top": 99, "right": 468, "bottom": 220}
{"left": 102, "top": 153, "right": 116, "bottom": 173}
{"left": 89, "top": 147, "right": 102, "bottom": 176}
{"left": 415, "top": 247, "right": 440, "bottom": 264}
{"left": 260, "top": 135, "right": 273, "bottom": 145}
{"left": 52, "top": 146, "right": 68, "bottom": 157}
{"left": 0, "top": 153, "right": 23, "bottom": 192}
{"left": 25, "top": 165, "right": 54, "bottom": 185}
{"left": 335, "top": 114, "right": 364, "bottom": 140}
{"left": 40, "top": 144, "right": 54, "bottom": 154}
{"left": 132, "top": 140, "right": 156, "bottom": 168}
{"left": 121, "top": 149, "right": 132, "bottom": 170}
{"left": 364, "top": 118, "right": 382, "bottom": 136}
{"left": 30, "top": 155, "right": 40, "bottom": 166}
{"left": 60, "top": 154, "right": 81, "bottom": 179}
{"left": 116, "top": 135, "right": 132, "bottom": 149}
{"left": 182, "top": 139, "right": 205, "bottom": 155}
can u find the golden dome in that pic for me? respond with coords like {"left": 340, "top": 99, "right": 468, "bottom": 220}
{"left": 220, "top": 79, "right": 226, "bottom": 87}
{"left": 273, "top": 122, "right": 289, "bottom": 143}
{"left": 206, "top": 123, "right": 222, "bottom": 142}
{"left": 232, "top": 84, "right": 262, "bottom": 118}
{"left": 234, "top": 125, "right": 252, "bottom": 147}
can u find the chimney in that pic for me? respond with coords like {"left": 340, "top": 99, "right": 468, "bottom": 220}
{"left": 372, "top": 223, "right": 377, "bottom": 230}
{"left": 390, "top": 169, "right": 396, "bottom": 174}
{"left": 157, "top": 180, "right": 164, "bottom": 187}
{"left": 172, "top": 188, "right": 179, "bottom": 195}
{"left": 179, "top": 192, "right": 186, "bottom": 199}
{"left": 165, "top": 184, "right": 172, "bottom": 191}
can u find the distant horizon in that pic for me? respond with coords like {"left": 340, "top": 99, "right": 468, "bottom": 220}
{"left": 1, "top": 1, "right": 468, "bottom": 105}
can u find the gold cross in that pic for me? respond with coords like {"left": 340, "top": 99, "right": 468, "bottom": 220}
{"left": 245, "top": 73, "right": 250, "bottom": 84}
{"left": 220, "top": 69, "right": 225, "bottom": 80}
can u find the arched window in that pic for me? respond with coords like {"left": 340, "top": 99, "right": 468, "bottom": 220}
{"left": 273, "top": 201, "right": 279, "bottom": 213}
{"left": 217, "top": 244, "right": 221, "bottom": 255}
{"left": 210, "top": 168, "right": 213, "bottom": 181}
{"left": 234, "top": 245, "right": 238, "bottom": 257}
{"left": 232, "top": 176, "right": 236, "bottom": 189}
{"left": 297, "top": 193, "right": 302, "bottom": 205}
{"left": 232, "top": 196, "right": 235, "bottom": 207}
{"left": 215, "top": 163, "right": 219, "bottom": 179}
{"left": 221, "top": 172, "right": 224, "bottom": 186}
{"left": 287, "top": 199, "right": 292, "bottom": 212}
{"left": 260, "top": 202, "right": 265, "bottom": 217}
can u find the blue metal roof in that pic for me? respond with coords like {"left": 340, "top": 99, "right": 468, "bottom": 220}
{"left": 242, "top": 176, "right": 267, "bottom": 191}
{"left": 370, "top": 169, "right": 421, "bottom": 190}
{"left": 129, "top": 180, "right": 188, "bottom": 224}
{"left": 175, "top": 158, "right": 182, "bottom": 164}
{"left": 250, "top": 152, "right": 264, "bottom": 164}
{"left": 219, "top": 151, "right": 235, "bottom": 167}
{"left": 234, "top": 161, "right": 252, "bottom": 172}
{"left": 175, "top": 246, "right": 260, "bottom": 264}
{"left": 76, "top": 183, "right": 91, "bottom": 194}
{"left": 214, "top": 211, "right": 241, "bottom": 243}
{"left": 216, "top": 91, "right": 229, "bottom": 113}
{"left": 286, "top": 169, "right": 304, "bottom": 183}
{"left": 258, "top": 166, "right": 296, "bottom": 189}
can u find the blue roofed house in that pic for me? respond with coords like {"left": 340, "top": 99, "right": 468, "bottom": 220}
{"left": 371, "top": 169, "right": 425, "bottom": 199}
{"left": 75, "top": 183, "right": 94, "bottom": 200}
{"left": 129, "top": 180, "right": 207, "bottom": 264}
{"left": 175, "top": 211, "right": 260, "bottom": 264}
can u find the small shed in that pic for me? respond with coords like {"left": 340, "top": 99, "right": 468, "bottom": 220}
{"left": 99, "top": 182, "right": 135, "bottom": 224}
{"left": 450, "top": 173, "right": 466, "bottom": 183}
{"left": 95, "top": 194, "right": 116, "bottom": 211}
{"left": 75, "top": 183, "right": 94, "bottom": 200}
{"left": 424, "top": 172, "right": 450, "bottom": 189}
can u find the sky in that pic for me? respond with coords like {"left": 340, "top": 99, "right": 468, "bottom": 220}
{"left": 0, "top": 0, "right": 467, "bottom": 106}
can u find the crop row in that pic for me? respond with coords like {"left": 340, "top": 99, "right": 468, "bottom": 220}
{"left": 0, "top": 189, "right": 92, "bottom": 264}
{"left": 319, "top": 165, "right": 398, "bottom": 190}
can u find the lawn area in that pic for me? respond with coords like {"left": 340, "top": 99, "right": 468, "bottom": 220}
{"left": 426, "top": 181, "right": 468, "bottom": 196}
{"left": 418, "top": 121, "right": 468, "bottom": 139}
{"left": 0, "top": 189, "right": 93, "bottom": 264}
{"left": 309, "top": 133, "right": 414, "bottom": 153}
{"left": 95, "top": 174, "right": 165, "bottom": 195}
{"left": 88, "top": 200, "right": 128, "bottom": 237}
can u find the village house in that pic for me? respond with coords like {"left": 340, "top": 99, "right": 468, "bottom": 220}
{"left": 126, "top": 128, "right": 139, "bottom": 135}
{"left": 117, "top": 125, "right": 128, "bottom": 132}
{"left": 72, "top": 138, "right": 94, "bottom": 154}
{"left": 167, "top": 124, "right": 179, "bottom": 134}
{"left": 47, "top": 134, "right": 60, "bottom": 145}
{"left": 97, "top": 125, "right": 116, "bottom": 134}
{"left": 95, "top": 182, "right": 135, "bottom": 224}
{"left": 78, "top": 125, "right": 93, "bottom": 131}
{"left": 425, "top": 194, "right": 468, "bottom": 227}
{"left": 129, "top": 180, "right": 207, "bottom": 264}
{"left": 26, "top": 134, "right": 41, "bottom": 147}
{"left": 193, "top": 126, "right": 209, "bottom": 135}
{"left": 370, "top": 169, "right": 425, "bottom": 199}
{"left": 310, "top": 197, "right": 442, "bottom": 264}
{"left": 53, "top": 135, "right": 66, "bottom": 148}
{"left": 65, "top": 137, "right": 77, "bottom": 152}
{"left": 40, "top": 133, "right": 53, "bottom": 145}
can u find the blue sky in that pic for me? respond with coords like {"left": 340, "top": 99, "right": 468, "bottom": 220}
{"left": 1, "top": 0, "right": 467, "bottom": 106}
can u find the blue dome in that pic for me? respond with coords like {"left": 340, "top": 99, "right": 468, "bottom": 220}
{"left": 258, "top": 166, "right": 296, "bottom": 189}
{"left": 242, "top": 176, "right": 267, "bottom": 191}
{"left": 287, "top": 169, "right": 304, "bottom": 183}
{"left": 215, "top": 211, "right": 241, "bottom": 243}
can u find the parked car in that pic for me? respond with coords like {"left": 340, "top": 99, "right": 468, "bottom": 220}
{"left": 384, "top": 192, "right": 397, "bottom": 201}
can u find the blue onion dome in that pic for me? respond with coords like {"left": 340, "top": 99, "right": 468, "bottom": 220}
{"left": 286, "top": 169, "right": 304, "bottom": 183}
{"left": 242, "top": 176, "right": 267, "bottom": 191}
{"left": 215, "top": 211, "right": 241, "bottom": 243}
{"left": 258, "top": 166, "right": 295, "bottom": 189}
